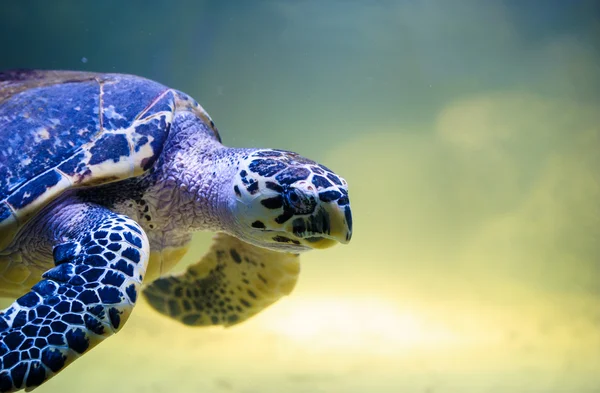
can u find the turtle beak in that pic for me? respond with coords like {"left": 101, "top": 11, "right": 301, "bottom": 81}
{"left": 325, "top": 201, "right": 352, "bottom": 245}
{"left": 297, "top": 202, "right": 353, "bottom": 249}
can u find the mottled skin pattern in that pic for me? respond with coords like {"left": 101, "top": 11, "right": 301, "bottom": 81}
{"left": 143, "top": 233, "right": 300, "bottom": 326}
{"left": 0, "top": 70, "right": 352, "bottom": 392}
{"left": 0, "top": 205, "right": 148, "bottom": 391}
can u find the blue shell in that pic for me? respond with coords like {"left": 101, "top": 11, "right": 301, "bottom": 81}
{"left": 0, "top": 70, "right": 218, "bottom": 250}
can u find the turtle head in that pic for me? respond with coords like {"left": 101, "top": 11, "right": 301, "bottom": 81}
{"left": 227, "top": 149, "right": 352, "bottom": 252}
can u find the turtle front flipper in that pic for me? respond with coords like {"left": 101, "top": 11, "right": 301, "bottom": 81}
{"left": 0, "top": 204, "right": 149, "bottom": 393}
{"left": 143, "top": 233, "right": 300, "bottom": 327}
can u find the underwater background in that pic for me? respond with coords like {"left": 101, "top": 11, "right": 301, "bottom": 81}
{"left": 1, "top": 1, "right": 599, "bottom": 392}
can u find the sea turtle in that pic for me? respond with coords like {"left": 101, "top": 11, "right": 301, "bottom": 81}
{"left": 0, "top": 70, "right": 352, "bottom": 392}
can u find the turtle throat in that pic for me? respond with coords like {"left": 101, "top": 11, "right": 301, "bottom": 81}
{"left": 149, "top": 144, "right": 256, "bottom": 234}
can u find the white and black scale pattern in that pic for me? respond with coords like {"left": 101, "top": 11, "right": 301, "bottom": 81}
{"left": 0, "top": 209, "right": 148, "bottom": 392}
{"left": 240, "top": 150, "right": 352, "bottom": 242}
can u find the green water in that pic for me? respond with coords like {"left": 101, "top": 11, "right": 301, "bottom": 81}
{"left": 1, "top": 1, "right": 599, "bottom": 392}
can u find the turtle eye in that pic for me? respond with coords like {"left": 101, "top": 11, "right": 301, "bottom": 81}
{"left": 284, "top": 188, "right": 316, "bottom": 215}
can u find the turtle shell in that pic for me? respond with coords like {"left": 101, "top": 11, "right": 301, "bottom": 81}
{"left": 0, "top": 70, "right": 219, "bottom": 250}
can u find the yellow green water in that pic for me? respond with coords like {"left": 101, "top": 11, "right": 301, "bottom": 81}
{"left": 1, "top": 1, "right": 599, "bottom": 392}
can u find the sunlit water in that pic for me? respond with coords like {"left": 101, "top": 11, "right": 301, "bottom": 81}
{"left": 1, "top": 1, "right": 599, "bottom": 392}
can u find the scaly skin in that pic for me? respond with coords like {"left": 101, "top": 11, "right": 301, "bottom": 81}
{"left": 0, "top": 72, "right": 353, "bottom": 392}
{"left": 0, "top": 202, "right": 149, "bottom": 392}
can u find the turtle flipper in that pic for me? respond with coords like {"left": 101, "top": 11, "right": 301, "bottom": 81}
{"left": 0, "top": 206, "right": 149, "bottom": 393}
{"left": 143, "top": 233, "right": 300, "bottom": 327}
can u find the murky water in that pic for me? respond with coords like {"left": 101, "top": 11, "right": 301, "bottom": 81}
{"left": 1, "top": 1, "right": 599, "bottom": 392}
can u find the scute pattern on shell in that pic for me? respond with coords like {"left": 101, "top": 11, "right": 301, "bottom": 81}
{"left": 0, "top": 70, "right": 193, "bottom": 250}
